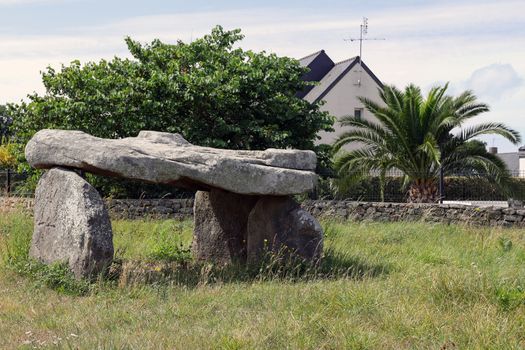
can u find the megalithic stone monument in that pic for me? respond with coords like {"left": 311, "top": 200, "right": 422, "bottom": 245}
{"left": 26, "top": 129, "right": 323, "bottom": 276}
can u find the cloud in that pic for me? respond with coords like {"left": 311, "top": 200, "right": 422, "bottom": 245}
{"left": 1, "top": 0, "right": 525, "bottom": 108}
{"left": 451, "top": 66, "right": 525, "bottom": 152}
{"left": 464, "top": 64, "right": 523, "bottom": 100}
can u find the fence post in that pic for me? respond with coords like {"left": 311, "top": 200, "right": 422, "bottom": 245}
{"left": 439, "top": 167, "right": 444, "bottom": 204}
{"left": 6, "top": 168, "right": 11, "bottom": 196}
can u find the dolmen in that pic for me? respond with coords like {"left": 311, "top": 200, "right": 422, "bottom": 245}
{"left": 25, "top": 129, "right": 324, "bottom": 278}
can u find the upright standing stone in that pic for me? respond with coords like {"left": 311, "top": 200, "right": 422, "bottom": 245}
{"left": 30, "top": 168, "right": 114, "bottom": 279}
{"left": 246, "top": 196, "right": 323, "bottom": 264}
{"left": 192, "top": 189, "right": 259, "bottom": 264}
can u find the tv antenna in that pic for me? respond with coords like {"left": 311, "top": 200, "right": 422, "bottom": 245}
{"left": 344, "top": 17, "right": 385, "bottom": 84}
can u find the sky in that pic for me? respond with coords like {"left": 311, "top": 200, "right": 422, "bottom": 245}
{"left": 0, "top": 0, "right": 524, "bottom": 151}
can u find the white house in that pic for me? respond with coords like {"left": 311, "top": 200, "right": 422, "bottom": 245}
{"left": 298, "top": 50, "right": 384, "bottom": 146}
{"left": 495, "top": 146, "right": 525, "bottom": 177}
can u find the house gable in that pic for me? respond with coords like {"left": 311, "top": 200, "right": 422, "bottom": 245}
{"left": 297, "top": 50, "right": 335, "bottom": 98}
{"left": 298, "top": 50, "right": 384, "bottom": 146}
{"left": 299, "top": 53, "right": 383, "bottom": 104}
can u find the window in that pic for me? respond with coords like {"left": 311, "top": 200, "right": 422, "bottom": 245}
{"left": 354, "top": 108, "right": 364, "bottom": 118}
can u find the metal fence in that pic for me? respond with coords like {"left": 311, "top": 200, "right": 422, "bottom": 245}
{"left": 0, "top": 168, "right": 30, "bottom": 197}
{"left": 316, "top": 169, "right": 525, "bottom": 207}
{"left": 3, "top": 167, "right": 525, "bottom": 208}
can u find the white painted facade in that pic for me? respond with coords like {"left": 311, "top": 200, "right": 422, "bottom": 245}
{"left": 298, "top": 51, "right": 383, "bottom": 148}
{"left": 317, "top": 65, "right": 382, "bottom": 146}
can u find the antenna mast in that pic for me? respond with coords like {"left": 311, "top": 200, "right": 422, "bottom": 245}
{"left": 345, "top": 17, "right": 385, "bottom": 85}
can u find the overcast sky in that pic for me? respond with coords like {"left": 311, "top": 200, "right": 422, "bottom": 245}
{"left": 1, "top": 0, "right": 524, "bottom": 151}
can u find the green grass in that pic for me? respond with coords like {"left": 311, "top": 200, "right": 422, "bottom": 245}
{"left": 1, "top": 211, "right": 525, "bottom": 349}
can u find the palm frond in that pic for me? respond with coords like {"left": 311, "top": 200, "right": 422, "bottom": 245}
{"left": 332, "top": 129, "right": 387, "bottom": 152}
{"left": 458, "top": 122, "right": 521, "bottom": 145}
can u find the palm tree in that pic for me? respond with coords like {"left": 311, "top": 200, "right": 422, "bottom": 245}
{"left": 333, "top": 84, "right": 521, "bottom": 203}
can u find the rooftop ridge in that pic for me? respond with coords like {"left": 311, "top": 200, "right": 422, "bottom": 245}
{"left": 298, "top": 50, "right": 325, "bottom": 62}
{"left": 333, "top": 56, "right": 359, "bottom": 65}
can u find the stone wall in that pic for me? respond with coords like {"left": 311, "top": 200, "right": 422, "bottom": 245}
{"left": 301, "top": 200, "right": 525, "bottom": 227}
{"left": 106, "top": 198, "right": 194, "bottom": 219}
{"left": 0, "top": 196, "right": 194, "bottom": 219}
{"left": 0, "top": 196, "right": 34, "bottom": 212}
{"left": 4, "top": 196, "right": 525, "bottom": 227}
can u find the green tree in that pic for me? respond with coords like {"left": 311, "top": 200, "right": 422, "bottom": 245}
{"left": 0, "top": 104, "right": 16, "bottom": 169}
{"left": 9, "top": 26, "right": 333, "bottom": 155}
{"left": 0, "top": 104, "right": 11, "bottom": 140}
{"left": 333, "top": 84, "right": 521, "bottom": 203}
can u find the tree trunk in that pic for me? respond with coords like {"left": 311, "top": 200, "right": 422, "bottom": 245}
{"left": 408, "top": 178, "right": 439, "bottom": 203}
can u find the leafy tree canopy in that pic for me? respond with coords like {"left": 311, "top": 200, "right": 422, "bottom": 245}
{"left": 0, "top": 104, "right": 12, "bottom": 141}
{"left": 8, "top": 26, "right": 333, "bottom": 154}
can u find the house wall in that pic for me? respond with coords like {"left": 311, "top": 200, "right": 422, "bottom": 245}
{"left": 316, "top": 65, "right": 383, "bottom": 147}
{"left": 520, "top": 157, "right": 525, "bottom": 177}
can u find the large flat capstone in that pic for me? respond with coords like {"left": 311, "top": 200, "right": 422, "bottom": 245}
{"left": 25, "top": 129, "right": 317, "bottom": 195}
{"left": 30, "top": 168, "right": 114, "bottom": 279}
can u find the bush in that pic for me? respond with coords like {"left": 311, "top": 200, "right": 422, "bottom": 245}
{"left": 0, "top": 142, "right": 17, "bottom": 168}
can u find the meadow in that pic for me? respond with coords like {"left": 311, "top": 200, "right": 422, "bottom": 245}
{"left": 0, "top": 210, "right": 524, "bottom": 349}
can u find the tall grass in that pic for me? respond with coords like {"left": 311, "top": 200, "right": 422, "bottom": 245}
{"left": 0, "top": 211, "right": 524, "bottom": 348}
{"left": 0, "top": 211, "right": 90, "bottom": 295}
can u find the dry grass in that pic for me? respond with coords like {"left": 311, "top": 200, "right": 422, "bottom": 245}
{"left": 1, "top": 211, "right": 524, "bottom": 349}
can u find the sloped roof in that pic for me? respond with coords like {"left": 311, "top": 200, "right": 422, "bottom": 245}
{"left": 299, "top": 50, "right": 325, "bottom": 67}
{"left": 298, "top": 50, "right": 384, "bottom": 103}
{"left": 297, "top": 50, "right": 335, "bottom": 99}
{"left": 303, "top": 57, "right": 358, "bottom": 103}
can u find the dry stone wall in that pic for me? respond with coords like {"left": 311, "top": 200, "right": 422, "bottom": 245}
{"left": 106, "top": 198, "right": 195, "bottom": 219}
{"left": 4, "top": 196, "right": 525, "bottom": 227}
{"left": 0, "top": 196, "right": 194, "bottom": 219}
{"left": 302, "top": 200, "right": 525, "bottom": 227}
{"left": 0, "top": 196, "right": 34, "bottom": 212}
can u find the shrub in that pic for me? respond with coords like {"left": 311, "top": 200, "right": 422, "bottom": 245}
{"left": 0, "top": 142, "right": 17, "bottom": 168}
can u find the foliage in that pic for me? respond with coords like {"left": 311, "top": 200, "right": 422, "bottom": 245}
{"left": 8, "top": 26, "right": 333, "bottom": 166}
{"left": 0, "top": 106, "right": 16, "bottom": 169}
{"left": 85, "top": 173, "right": 194, "bottom": 199}
{"left": 0, "top": 105, "right": 12, "bottom": 140}
{"left": 333, "top": 84, "right": 521, "bottom": 202}
{"left": 0, "top": 142, "right": 17, "bottom": 168}
{"left": 7, "top": 26, "right": 333, "bottom": 196}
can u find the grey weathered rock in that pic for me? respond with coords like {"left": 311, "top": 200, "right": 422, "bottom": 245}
{"left": 192, "top": 190, "right": 259, "bottom": 264}
{"left": 30, "top": 168, "right": 114, "bottom": 279}
{"left": 246, "top": 196, "right": 323, "bottom": 264}
{"left": 25, "top": 129, "right": 317, "bottom": 195}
